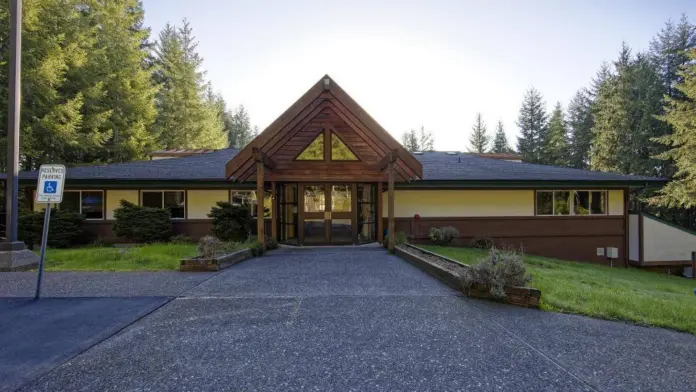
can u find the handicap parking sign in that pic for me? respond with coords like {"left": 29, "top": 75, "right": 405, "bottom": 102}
{"left": 36, "top": 164, "right": 66, "bottom": 203}
{"left": 43, "top": 181, "right": 57, "bottom": 194}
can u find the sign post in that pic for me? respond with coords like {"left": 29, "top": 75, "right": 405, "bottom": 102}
{"left": 34, "top": 164, "right": 66, "bottom": 299}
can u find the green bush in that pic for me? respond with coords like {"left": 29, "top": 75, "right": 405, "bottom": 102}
{"left": 18, "top": 208, "right": 85, "bottom": 249}
{"left": 208, "top": 202, "right": 251, "bottom": 242}
{"left": 113, "top": 200, "right": 172, "bottom": 243}
{"left": 250, "top": 242, "right": 264, "bottom": 257}
{"left": 462, "top": 247, "right": 532, "bottom": 299}
{"left": 266, "top": 238, "right": 279, "bottom": 250}
{"left": 428, "top": 226, "right": 459, "bottom": 245}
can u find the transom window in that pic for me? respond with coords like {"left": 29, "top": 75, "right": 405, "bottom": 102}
{"left": 142, "top": 191, "right": 185, "bottom": 219}
{"left": 60, "top": 190, "right": 104, "bottom": 220}
{"left": 295, "top": 129, "right": 359, "bottom": 161}
{"left": 536, "top": 190, "right": 607, "bottom": 216}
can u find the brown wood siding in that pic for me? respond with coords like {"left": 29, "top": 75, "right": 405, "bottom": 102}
{"left": 385, "top": 216, "right": 627, "bottom": 265}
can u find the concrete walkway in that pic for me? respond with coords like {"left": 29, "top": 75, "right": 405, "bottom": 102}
{"left": 2, "top": 247, "right": 696, "bottom": 391}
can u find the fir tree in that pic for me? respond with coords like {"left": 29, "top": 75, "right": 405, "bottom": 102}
{"left": 491, "top": 121, "right": 513, "bottom": 154}
{"left": 567, "top": 89, "right": 594, "bottom": 169}
{"left": 544, "top": 102, "right": 570, "bottom": 166}
{"left": 228, "top": 105, "right": 254, "bottom": 148}
{"left": 152, "top": 20, "right": 226, "bottom": 149}
{"left": 468, "top": 113, "right": 489, "bottom": 153}
{"left": 516, "top": 87, "right": 547, "bottom": 163}
{"left": 653, "top": 48, "right": 696, "bottom": 208}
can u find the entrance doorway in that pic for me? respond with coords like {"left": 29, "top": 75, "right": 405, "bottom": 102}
{"left": 302, "top": 184, "right": 354, "bottom": 245}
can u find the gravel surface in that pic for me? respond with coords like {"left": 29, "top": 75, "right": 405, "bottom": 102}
{"left": 4, "top": 247, "right": 696, "bottom": 392}
{"left": 0, "top": 271, "right": 214, "bottom": 297}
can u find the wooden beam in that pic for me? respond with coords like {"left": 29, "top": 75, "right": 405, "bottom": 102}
{"left": 376, "top": 149, "right": 399, "bottom": 172}
{"left": 388, "top": 159, "right": 395, "bottom": 252}
{"left": 377, "top": 182, "right": 383, "bottom": 242}
{"left": 271, "top": 181, "right": 277, "bottom": 242}
{"left": 256, "top": 162, "right": 265, "bottom": 246}
{"left": 252, "top": 147, "right": 276, "bottom": 170}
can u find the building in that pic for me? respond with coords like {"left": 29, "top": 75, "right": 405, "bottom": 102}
{"left": 3, "top": 75, "right": 671, "bottom": 267}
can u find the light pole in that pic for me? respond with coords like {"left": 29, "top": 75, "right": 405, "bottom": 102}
{"left": 0, "top": 0, "right": 38, "bottom": 271}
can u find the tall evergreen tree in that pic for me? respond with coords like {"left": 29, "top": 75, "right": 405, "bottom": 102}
{"left": 152, "top": 20, "right": 226, "bottom": 149}
{"left": 653, "top": 48, "right": 696, "bottom": 208}
{"left": 72, "top": 0, "right": 158, "bottom": 163}
{"left": 544, "top": 102, "right": 570, "bottom": 166}
{"left": 516, "top": 87, "right": 547, "bottom": 163}
{"left": 228, "top": 105, "right": 254, "bottom": 148}
{"left": 649, "top": 15, "right": 696, "bottom": 99}
{"left": 567, "top": 89, "right": 594, "bottom": 169}
{"left": 491, "top": 120, "right": 513, "bottom": 154}
{"left": 591, "top": 44, "right": 667, "bottom": 176}
{"left": 468, "top": 113, "right": 489, "bottom": 153}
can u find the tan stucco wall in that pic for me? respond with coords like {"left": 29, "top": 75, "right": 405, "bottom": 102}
{"left": 187, "top": 190, "right": 229, "bottom": 219}
{"left": 106, "top": 190, "right": 139, "bottom": 220}
{"left": 643, "top": 215, "right": 696, "bottom": 262}
{"left": 382, "top": 190, "right": 534, "bottom": 218}
{"left": 608, "top": 190, "right": 624, "bottom": 216}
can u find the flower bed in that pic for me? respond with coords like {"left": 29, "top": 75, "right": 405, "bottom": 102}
{"left": 179, "top": 248, "right": 251, "bottom": 272}
{"left": 396, "top": 243, "right": 541, "bottom": 308}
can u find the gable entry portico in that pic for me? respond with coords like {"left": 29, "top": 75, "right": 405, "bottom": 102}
{"left": 225, "top": 75, "right": 423, "bottom": 250}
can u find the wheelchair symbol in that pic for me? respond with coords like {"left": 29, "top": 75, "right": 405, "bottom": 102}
{"left": 43, "top": 181, "right": 57, "bottom": 194}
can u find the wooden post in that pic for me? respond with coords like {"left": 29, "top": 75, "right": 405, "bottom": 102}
{"left": 256, "top": 162, "right": 264, "bottom": 246}
{"left": 387, "top": 153, "right": 395, "bottom": 253}
{"left": 377, "top": 182, "right": 383, "bottom": 242}
{"left": 691, "top": 251, "right": 695, "bottom": 280}
{"left": 271, "top": 181, "right": 277, "bottom": 242}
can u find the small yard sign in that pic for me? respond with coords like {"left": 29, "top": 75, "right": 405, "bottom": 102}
{"left": 36, "top": 164, "right": 66, "bottom": 203}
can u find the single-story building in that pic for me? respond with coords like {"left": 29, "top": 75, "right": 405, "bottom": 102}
{"left": 2, "top": 75, "right": 672, "bottom": 267}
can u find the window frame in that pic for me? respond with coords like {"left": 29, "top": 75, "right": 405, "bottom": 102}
{"left": 293, "top": 128, "right": 361, "bottom": 162}
{"left": 535, "top": 190, "right": 608, "bottom": 217}
{"left": 59, "top": 190, "right": 105, "bottom": 220}
{"left": 140, "top": 190, "right": 186, "bottom": 220}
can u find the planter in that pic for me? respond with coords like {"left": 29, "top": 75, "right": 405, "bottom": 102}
{"left": 179, "top": 248, "right": 251, "bottom": 272}
{"left": 396, "top": 244, "right": 541, "bottom": 309}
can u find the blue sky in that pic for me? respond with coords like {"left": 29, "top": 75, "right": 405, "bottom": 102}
{"left": 142, "top": 0, "right": 694, "bottom": 150}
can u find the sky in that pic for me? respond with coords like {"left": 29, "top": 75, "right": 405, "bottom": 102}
{"left": 142, "top": 0, "right": 695, "bottom": 151}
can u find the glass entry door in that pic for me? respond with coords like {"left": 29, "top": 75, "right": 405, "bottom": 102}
{"left": 302, "top": 184, "right": 354, "bottom": 245}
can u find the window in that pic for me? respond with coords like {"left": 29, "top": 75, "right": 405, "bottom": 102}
{"left": 230, "top": 190, "right": 271, "bottom": 218}
{"left": 536, "top": 190, "right": 607, "bottom": 216}
{"left": 331, "top": 133, "right": 358, "bottom": 161}
{"left": 142, "top": 191, "right": 185, "bottom": 219}
{"left": 59, "top": 190, "right": 104, "bottom": 219}
{"left": 296, "top": 134, "right": 324, "bottom": 160}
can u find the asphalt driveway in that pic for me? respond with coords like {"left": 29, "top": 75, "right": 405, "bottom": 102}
{"left": 2, "top": 246, "right": 696, "bottom": 391}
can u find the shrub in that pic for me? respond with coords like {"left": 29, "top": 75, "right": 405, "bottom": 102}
{"left": 18, "top": 208, "right": 85, "bottom": 249}
{"left": 428, "top": 226, "right": 458, "bottom": 245}
{"left": 198, "top": 235, "right": 221, "bottom": 259}
{"left": 461, "top": 247, "right": 532, "bottom": 299}
{"left": 382, "top": 231, "right": 407, "bottom": 248}
{"left": 266, "top": 238, "right": 279, "bottom": 250}
{"left": 469, "top": 237, "right": 494, "bottom": 249}
{"left": 250, "top": 242, "right": 264, "bottom": 257}
{"left": 208, "top": 202, "right": 251, "bottom": 242}
{"left": 113, "top": 200, "right": 172, "bottom": 243}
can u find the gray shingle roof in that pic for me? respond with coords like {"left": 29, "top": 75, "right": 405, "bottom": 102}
{"left": 416, "top": 152, "right": 663, "bottom": 183}
{"left": 3, "top": 149, "right": 664, "bottom": 184}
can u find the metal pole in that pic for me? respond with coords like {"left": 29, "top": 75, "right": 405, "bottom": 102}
{"left": 34, "top": 203, "right": 51, "bottom": 299}
{"left": 5, "top": 0, "right": 23, "bottom": 243}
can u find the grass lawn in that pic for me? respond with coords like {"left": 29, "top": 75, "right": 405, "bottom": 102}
{"left": 40, "top": 243, "right": 199, "bottom": 271}
{"left": 420, "top": 244, "right": 696, "bottom": 334}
